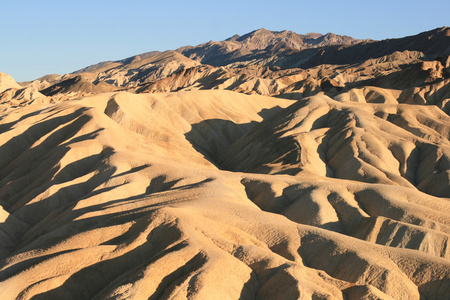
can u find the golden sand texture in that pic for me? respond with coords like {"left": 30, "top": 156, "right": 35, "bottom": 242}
{"left": 0, "top": 89, "right": 449, "bottom": 299}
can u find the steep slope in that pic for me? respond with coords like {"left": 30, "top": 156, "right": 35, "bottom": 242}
{"left": 58, "top": 28, "right": 366, "bottom": 95}
{"left": 0, "top": 87, "right": 48, "bottom": 108}
{"left": 298, "top": 26, "right": 450, "bottom": 69}
{"left": 40, "top": 75, "right": 117, "bottom": 97}
{"left": 0, "top": 72, "right": 50, "bottom": 109}
{"left": 74, "top": 51, "right": 161, "bottom": 74}
{"left": 0, "top": 90, "right": 449, "bottom": 299}
{"left": 175, "top": 27, "right": 450, "bottom": 71}
{"left": 221, "top": 95, "right": 450, "bottom": 197}
{"left": 20, "top": 74, "right": 65, "bottom": 91}
{"left": 132, "top": 65, "right": 304, "bottom": 95}
{"left": 73, "top": 50, "right": 200, "bottom": 88}
{"left": 131, "top": 52, "right": 450, "bottom": 118}
{"left": 1, "top": 27, "right": 450, "bottom": 300}
{"left": 32, "top": 27, "right": 449, "bottom": 105}
{"left": 0, "top": 72, "right": 21, "bottom": 93}
{"left": 176, "top": 28, "right": 365, "bottom": 66}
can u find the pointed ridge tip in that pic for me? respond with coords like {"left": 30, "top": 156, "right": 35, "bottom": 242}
{"left": 252, "top": 28, "right": 271, "bottom": 34}
{"left": 226, "top": 34, "right": 240, "bottom": 41}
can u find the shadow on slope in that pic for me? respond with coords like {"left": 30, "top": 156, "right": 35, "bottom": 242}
{"left": 184, "top": 106, "right": 286, "bottom": 167}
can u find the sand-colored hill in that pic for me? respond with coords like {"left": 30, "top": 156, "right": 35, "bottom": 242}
{"left": 73, "top": 50, "right": 200, "bottom": 88}
{"left": 1, "top": 27, "right": 450, "bottom": 299}
{"left": 21, "top": 74, "right": 64, "bottom": 91}
{"left": 0, "top": 72, "right": 22, "bottom": 93}
{"left": 221, "top": 95, "right": 450, "bottom": 197}
{"left": 0, "top": 72, "right": 52, "bottom": 110}
{"left": 0, "top": 89, "right": 449, "bottom": 299}
{"left": 0, "top": 86, "right": 48, "bottom": 107}
{"left": 126, "top": 51, "right": 450, "bottom": 121}
{"left": 40, "top": 75, "right": 117, "bottom": 97}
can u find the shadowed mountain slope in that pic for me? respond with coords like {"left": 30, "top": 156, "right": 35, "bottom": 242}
{"left": 4, "top": 27, "right": 447, "bottom": 106}
{"left": 72, "top": 51, "right": 200, "bottom": 88}
{"left": 0, "top": 27, "right": 450, "bottom": 299}
{"left": 0, "top": 90, "right": 449, "bottom": 299}
{"left": 220, "top": 95, "right": 450, "bottom": 197}
{"left": 299, "top": 27, "right": 450, "bottom": 69}
{"left": 40, "top": 75, "right": 117, "bottom": 97}
{"left": 176, "top": 28, "right": 366, "bottom": 67}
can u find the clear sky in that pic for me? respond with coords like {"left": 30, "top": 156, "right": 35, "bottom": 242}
{"left": 1, "top": 0, "right": 449, "bottom": 82}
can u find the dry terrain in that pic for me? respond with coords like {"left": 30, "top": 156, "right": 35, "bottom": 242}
{"left": 0, "top": 27, "right": 450, "bottom": 299}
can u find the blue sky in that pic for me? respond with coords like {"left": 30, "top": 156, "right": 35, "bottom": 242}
{"left": 1, "top": 0, "right": 449, "bottom": 82}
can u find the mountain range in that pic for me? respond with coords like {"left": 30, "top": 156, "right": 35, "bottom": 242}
{"left": 0, "top": 27, "right": 450, "bottom": 299}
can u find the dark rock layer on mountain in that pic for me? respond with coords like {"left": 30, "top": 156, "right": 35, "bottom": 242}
{"left": 298, "top": 27, "right": 450, "bottom": 68}
{"left": 176, "top": 28, "right": 367, "bottom": 67}
{"left": 30, "top": 27, "right": 449, "bottom": 96}
{"left": 40, "top": 75, "right": 117, "bottom": 96}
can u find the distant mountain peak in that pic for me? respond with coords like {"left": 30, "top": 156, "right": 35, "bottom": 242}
{"left": 251, "top": 28, "right": 271, "bottom": 34}
{"left": 303, "top": 32, "right": 323, "bottom": 39}
{"left": 225, "top": 34, "right": 240, "bottom": 41}
{"left": 235, "top": 28, "right": 274, "bottom": 42}
{"left": 177, "top": 28, "right": 366, "bottom": 66}
{"left": 52, "top": 26, "right": 450, "bottom": 95}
